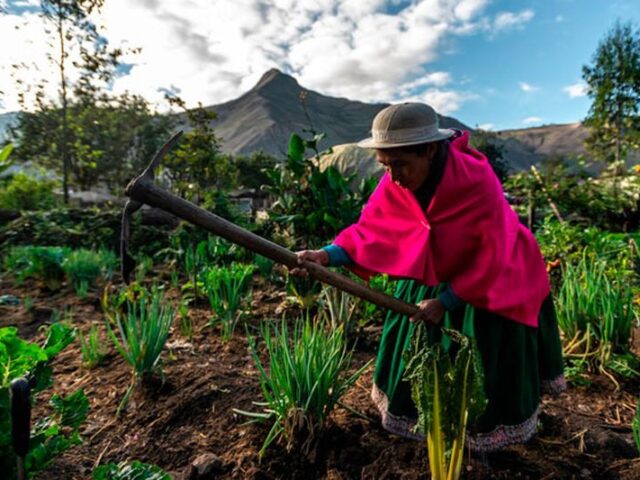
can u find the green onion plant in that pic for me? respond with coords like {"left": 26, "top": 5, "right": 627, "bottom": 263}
{"left": 105, "top": 286, "right": 175, "bottom": 415}
{"left": 556, "top": 250, "right": 637, "bottom": 384}
{"left": 202, "top": 263, "right": 254, "bottom": 341}
{"left": 234, "top": 318, "right": 371, "bottom": 457}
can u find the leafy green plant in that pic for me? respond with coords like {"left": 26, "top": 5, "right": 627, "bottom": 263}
{"left": 0, "top": 324, "right": 89, "bottom": 479}
{"left": 263, "top": 130, "right": 377, "bottom": 247}
{"left": 92, "top": 460, "right": 171, "bottom": 480}
{"left": 235, "top": 318, "right": 371, "bottom": 457}
{"left": 105, "top": 286, "right": 175, "bottom": 414}
{"left": 177, "top": 298, "right": 193, "bottom": 342}
{"left": 255, "top": 254, "right": 274, "bottom": 280}
{"left": 78, "top": 323, "right": 107, "bottom": 369}
{"left": 0, "top": 172, "right": 60, "bottom": 211}
{"left": 63, "top": 248, "right": 117, "bottom": 294}
{"left": 557, "top": 251, "right": 637, "bottom": 386}
{"left": 3, "top": 245, "right": 69, "bottom": 290}
{"left": 0, "top": 143, "right": 14, "bottom": 176}
{"left": 403, "top": 318, "right": 487, "bottom": 480}
{"left": 202, "top": 263, "right": 254, "bottom": 341}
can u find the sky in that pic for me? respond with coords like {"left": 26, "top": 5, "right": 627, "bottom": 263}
{"left": 1, "top": 0, "right": 639, "bottom": 131}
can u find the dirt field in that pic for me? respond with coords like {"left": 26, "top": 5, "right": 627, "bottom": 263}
{"left": 2, "top": 275, "right": 640, "bottom": 480}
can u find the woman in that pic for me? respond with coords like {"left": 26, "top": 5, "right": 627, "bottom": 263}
{"left": 294, "top": 102, "right": 566, "bottom": 451}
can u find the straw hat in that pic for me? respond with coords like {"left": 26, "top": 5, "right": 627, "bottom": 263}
{"left": 358, "top": 102, "right": 455, "bottom": 149}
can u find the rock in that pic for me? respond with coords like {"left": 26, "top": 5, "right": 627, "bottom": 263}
{"left": 0, "top": 294, "right": 20, "bottom": 306}
{"left": 187, "top": 453, "right": 225, "bottom": 479}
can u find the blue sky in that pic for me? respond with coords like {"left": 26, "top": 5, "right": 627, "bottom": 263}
{"left": 1, "top": 0, "right": 639, "bottom": 131}
{"left": 436, "top": 0, "right": 640, "bottom": 130}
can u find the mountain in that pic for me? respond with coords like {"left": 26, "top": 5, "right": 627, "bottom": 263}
{"left": 204, "top": 68, "right": 470, "bottom": 157}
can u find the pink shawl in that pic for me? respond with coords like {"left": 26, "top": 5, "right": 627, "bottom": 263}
{"left": 334, "top": 131, "right": 550, "bottom": 327}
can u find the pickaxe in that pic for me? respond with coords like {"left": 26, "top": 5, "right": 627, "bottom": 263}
{"left": 121, "top": 132, "right": 419, "bottom": 318}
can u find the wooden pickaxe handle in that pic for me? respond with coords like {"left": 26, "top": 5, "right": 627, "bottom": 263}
{"left": 122, "top": 133, "right": 419, "bottom": 318}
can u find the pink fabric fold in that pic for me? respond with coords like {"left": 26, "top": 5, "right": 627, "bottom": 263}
{"left": 334, "top": 131, "right": 550, "bottom": 327}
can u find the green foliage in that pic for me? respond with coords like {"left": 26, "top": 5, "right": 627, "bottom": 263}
{"left": 505, "top": 160, "right": 640, "bottom": 231}
{"left": 202, "top": 263, "right": 254, "bottom": 341}
{"left": 318, "top": 286, "right": 361, "bottom": 341}
{"left": 470, "top": 129, "right": 509, "bottom": 183}
{"left": 0, "top": 173, "right": 59, "bottom": 211}
{"left": 263, "top": 130, "right": 377, "bottom": 247}
{"left": 163, "top": 98, "right": 237, "bottom": 201}
{"left": 0, "top": 208, "right": 175, "bottom": 258}
{"left": 557, "top": 251, "right": 637, "bottom": 377}
{"left": 254, "top": 254, "right": 274, "bottom": 280}
{"left": 235, "top": 318, "right": 371, "bottom": 457}
{"left": 0, "top": 143, "right": 14, "bottom": 176}
{"left": 235, "top": 151, "right": 278, "bottom": 189}
{"left": 582, "top": 21, "right": 640, "bottom": 168}
{"left": 92, "top": 460, "right": 171, "bottom": 480}
{"left": 3, "top": 245, "right": 69, "bottom": 290}
{"left": 0, "top": 324, "right": 87, "bottom": 480}
{"left": 12, "top": 96, "right": 174, "bottom": 193}
{"left": 105, "top": 286, "right": 174, "bottom": 381}
{"left": 78, "top": 323, "right": 107, "bottom": 369}
{"left": 285, "top": 271, "right": 321, "bottom": 310}
{"left": 63, "top": 248, "right": 117, "bottom": 294}
{"left": 403, "top": 318, "right": 486, "bottom": 480}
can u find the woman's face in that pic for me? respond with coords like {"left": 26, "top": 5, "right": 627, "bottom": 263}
{"left": 376, "top": 143, "right": 437, "bottom": 191}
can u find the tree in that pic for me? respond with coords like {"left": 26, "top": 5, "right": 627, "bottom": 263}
{"left": 12, "top": 0, "right": 124, "bottom": 201}
{"left": 582, "top": 21, "right": 640, "bottom": 175}
{"left": 162, "top": 96, "right": 238, "bottom": 201}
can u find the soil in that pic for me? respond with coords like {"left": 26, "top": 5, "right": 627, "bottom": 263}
{"left": 2, "top": 274, "right": 640, "bottom": 480}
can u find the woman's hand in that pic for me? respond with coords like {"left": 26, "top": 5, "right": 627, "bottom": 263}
{"left": 410, "top": 298, "right": 445, "bottom": 325}
{"left": 290, "top": 249, "right": 330, "bottom": 276}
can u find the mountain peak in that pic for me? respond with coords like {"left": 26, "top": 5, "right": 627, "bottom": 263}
{"left": 252, "top": 68, "right": 299, "bottom": 92}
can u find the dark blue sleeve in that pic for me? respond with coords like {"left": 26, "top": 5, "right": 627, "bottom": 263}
{"left": 321, "top": 244, "right": 353, "bottom": 267}
{"left": 438, "top": 284, "right": 464, "bottom": 311}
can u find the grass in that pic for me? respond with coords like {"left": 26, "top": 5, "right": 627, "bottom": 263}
{"left": 234, "top": 317, "right": 371, "bottom": 457}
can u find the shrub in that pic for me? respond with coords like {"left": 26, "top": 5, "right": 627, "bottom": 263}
{"left": 235, "top": 318, "right": 371, "bottom": 457}
{"left": 3, "top": 245, "right": 69, "bottom": 290}
{"left": 63, "top": 248, "right": 117, "bottom": 294}
{"left": 0, "top": 172, "right": 59, "bottom": 211}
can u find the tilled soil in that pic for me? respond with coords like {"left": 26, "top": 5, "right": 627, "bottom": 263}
{"left": 2, "top": 275, "right": 640, "bottom": 480}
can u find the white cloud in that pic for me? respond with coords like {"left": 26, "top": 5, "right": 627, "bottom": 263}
{"left": 564, "top": 82, "right": 587, "bottom": 98}
{"left": 522, "top": 116, "right": 543, "bottom": 124}
{"left": 477, "top": 123, "right": 494, "bottom": 130}
{"left": 0, "top": 0, "right": 533, "bottom": 116}
{"left": 518, "top": 81, "right": 539, "bottom": 92}
{"left": 493, "top": 9, "right": 535, "bottom": 31}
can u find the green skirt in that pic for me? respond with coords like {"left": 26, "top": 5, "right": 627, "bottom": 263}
{"left": 371, "top": 279, "right": 566, "bottom": 452}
